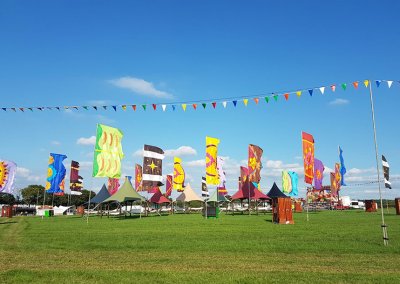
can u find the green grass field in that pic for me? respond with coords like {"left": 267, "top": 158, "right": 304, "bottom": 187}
{"left": 1, "top": 210, "right": 399, "bottom": 283}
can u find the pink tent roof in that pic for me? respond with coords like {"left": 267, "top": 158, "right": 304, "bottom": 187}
{"left": 231, "top": 182, "right": 269, "bottom": 200}
{"left": 150, "top": 190, "right": 171, "bottom": 204}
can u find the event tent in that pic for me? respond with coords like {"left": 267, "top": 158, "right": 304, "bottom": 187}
{"left": 103, "top": 177, "right": 145, "bottom": 203}
{"left": 231, "top": 181, "right": 269, "bottom": 200}
{"left": 207, "top": 190, "right": 229, "bottom": 202}
{"left": 266, "top": 182, "right": 287, "bottom": 198}
{"left": 89, "top": 184, "right": 111, "bottom": 204}
{"left": 150, "top": 190, "right": 171, "bottom": 204}
{"left": 176, "top": 183, "right": 202, "bottom": 202}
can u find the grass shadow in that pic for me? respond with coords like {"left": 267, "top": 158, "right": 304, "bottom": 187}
{"left": 0, "top": 221, "right": 17, "bottom": 225}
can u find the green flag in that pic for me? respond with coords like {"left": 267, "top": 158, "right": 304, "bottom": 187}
{"left": 92, "top": 124, "right": 124, "bottom": 178}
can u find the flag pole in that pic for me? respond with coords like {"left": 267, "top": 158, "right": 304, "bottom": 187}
{"left": 368, "top": 81, "right": 388, "bottom": 246}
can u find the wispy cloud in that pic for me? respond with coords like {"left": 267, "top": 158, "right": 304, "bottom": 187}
{"left": 109, "top": 76, "right": 173, "bottom": 99}
{"left": 165, "top": 146, "right": 197, "bottom": 157}
{"left": 329, "top": 98, "right": 349, "bottom": 106}
{"left": 77, "top": 136, "right": 96, "bottom": 146}
{"left": 51, "top": 141, "right": 61, "bottom": 146}
{"left": 16, "top": 167, "right": 42, "bottom": 182}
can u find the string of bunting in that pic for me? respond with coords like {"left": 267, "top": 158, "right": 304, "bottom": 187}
{"left": 1, "top": 79, "right": 398, "bottom": 113}
{"left": 345, "top": 177, "right": 400, "bottom": 187}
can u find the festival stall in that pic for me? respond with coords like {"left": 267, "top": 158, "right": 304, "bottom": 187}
{"left": 267, "top": 183, "right": 293, "bottom": 224}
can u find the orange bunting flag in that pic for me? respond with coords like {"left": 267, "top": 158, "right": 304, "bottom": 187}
{"left": 192, "top": 104, "right": 197, "bottom": 110}
{"left": 248, "top": 144, "right": 263, "bottom": 183}
{"left": 254, "top": 98, "right": 259, "bottom": 104}
{"left": 302, "top": 132, "right": 314, "bottom": 184}
{"left": 206, "top": 136, "right": 220, "bottom": 185}
{"left": 353, "top": 81, "right": 359, "bottom": 89}
{"left": 331, "top": 85, "right": 336, "bottom": 92}
{"left": 284, "top": 93, "right": 289, "bottom": 100}
{"left": 364, "top": 80, "right": 369, "bottom": 88}
{"left": 243, "top": 99, "right": 248, "bottom": 106}
{"left": 132, "top": 105, "right": 137, "bottom": 111}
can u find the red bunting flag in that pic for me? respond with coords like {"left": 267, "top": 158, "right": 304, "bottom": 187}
{"left": 152, "top": 104, "right": 157, "bottom": 110}
{"left": 353, "top": 81, "right": 359, "bottom": 89}
{"left": 331, "top": 85, "right": 336, "bottom": 92}
{"left": 193, "top": 104, "right": 197, "bottom": 110}
{"left": 284, "top": 93, "right": 289, "bottom": 100}
{"left": 212, "top": 102, "right": 217, "bottom": 109}
{"left": 132, "top": 105, "right": 137, "bottom": 111}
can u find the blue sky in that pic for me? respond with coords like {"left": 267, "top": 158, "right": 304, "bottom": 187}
{"left": 1, "top": 0, "right": 399, "bottom": 199}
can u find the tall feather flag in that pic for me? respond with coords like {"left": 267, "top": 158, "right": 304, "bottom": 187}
{"left": 92, "top": 124, "right": 124, "bottom": 178}
{"left": 107, "top": 178, "right": 120, "bottom": 195}
{"left": 282, "top": 171, "right": 292, "bottom": 195}
{"left": 302, "top": 132, "right": 315, "bottom": 184}
{"left": 142, "top": 145, "right": 165, "bottom": 190}
{"left": 330, "top": 172, "right": 338, "bottom": 197}
{"left": 206, "top": 136, "right": 220, "bottom": 185}
{"left": 135, "top": 164, "right": 143, "bottom": 191}
{"left": 173, "top": 157, "right": 185, "bottom": 192}
{"left": 382, "top": 155, "right": 392, "bottom": 189}
{"left": 288, "top": 171, "right": 298, "bottom": 197}
{"left": 70, "top": 160, "right": 83, "bottom": 192}
{"left": 314, "top": 158, "right": 324, "bottom": 190}
{"left": 201, "top": 176, "right": 209, "bottom": 198}
{"left": 339, "top": 146, "right": 347, "bottom": 186}
{"left": 165, "top": 175, "right": 173, "bottom": 197}
{"left": 0, "top": 160, "right": 17, "bottom": 194}
{"left": 248, "top": 144, "right": 263, "bottom": 183}
{"left": 46, "top": 153, "right": 67, "bottom": 195}
{"left": 335, "top": 163, "right": 341, "bottom": 190}
{"left": 217, "top": 156, "right": 227, "bottom": 194}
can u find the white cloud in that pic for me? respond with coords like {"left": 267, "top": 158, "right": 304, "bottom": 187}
{"left": 51, "top": 141, "right": 61, "bottom": 146}
{"left": 109, "top": 76, "right": 173, "bottom": 99}
{"left": 329, "top": 98, "right": 349, "bottom": 106}
{"left": 133, "top": 149, "right": 143, "bottom": 157}
{"left": 165, "top": 146, "right": 197, "bottom": 157}
{"left": 77, "top": 136, "right": 96, "bottom": 146}
{"left": 186, "top": 159, "right": 205, "bottom": 167}
{"left": 16, "top": 167, "right": 41, "bottom": 182}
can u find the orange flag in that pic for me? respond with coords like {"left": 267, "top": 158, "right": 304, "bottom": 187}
{"left": 302, "top": 132, "right": 314, "bottom": 184}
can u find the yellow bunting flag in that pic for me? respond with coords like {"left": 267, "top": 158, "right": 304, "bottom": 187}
{"left": 243, "top": 99, "right": 248, "bottom": 106}
{"left": 206, "top": 136, "right": 220, "bottom": 185}
{"left": 364, "top": 80, "right": 369, "bottom": 88}
{"left": 296, "top": 91, "right": 302, "bottom": 97}
{"left": 182, "top": 104, "right": 187, "bottom": 111}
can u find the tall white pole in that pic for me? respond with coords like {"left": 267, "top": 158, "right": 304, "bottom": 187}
{"left": 368, "top": 81, "right": 388, "bottom": 246}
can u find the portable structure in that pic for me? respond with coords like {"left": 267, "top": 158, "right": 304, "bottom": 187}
{"left": 395, "top": 198, "right": 400, "bottom": 215}
{"left": 267, "top": 182, "right": 293, "bottom": 224}
{"left": 365, "top": 200, "right": 377, "bottom": 212}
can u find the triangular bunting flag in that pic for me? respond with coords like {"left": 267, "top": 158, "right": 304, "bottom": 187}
{"left": 253, "top": 98, "right": 259, "bottom": 104}
{"left": 273, "top": 95, "right": 278, "bottom": 101}
{"left": 243, "top": 99, "right": 248, "bottom": 106}
{"left": 83, "top": 106, "right": 88, "bottom": 110}
{"left": 296, "top": 91, "right": 301, "bottom": 97}
{"left": 376, "top": 80, "right": 381, "bottom": 87}
{"left": 319, "top": 87, "right": 325, "bottom": 94}
{"left": 192, "top": 104, "right": 197, "bottom": 110}
{"left": 202, "top": 103, "right": 207, "bottom": 109}
{"left": 103, "top": 106, "right": 107, "bottom": 110}
{"left": 353, "top": 81, "right": 359, "bottom": 89}
{"left": 212, "top": 102, "right": 216, "bottom": 109}
{"left": 182, "top": 104, "right": 187, "bottom": 111}
{"left": 121, "top": 105, "right": 126, "bottom": 111}
{"left": 162, "top": 105, "right": 167, "bottom": 111}
{"left": 152, "top": 104, "right": 157, "bottom": 110}
{"left": 284, "top": 93, "right": 289, "bottom": 100}
{"left": 19, "top": 108, "right": 24, "bottom": 112}
{"left": 222, "top": 101, "right": 227, "bottom": 108}
{"left": 172, "top": 105, "right": 176, "bottom": 111}
{"left": 265, "top": 97, "right": 269, "bottom": 103}
{"left": 11, "top": 108, "right": 16, "bottom": 112}
{"left": 341, "top": 83, "right": 347, "bottom": 90}
{"left": 73, "top": 106, "right": 79, "bottom": 110}
{"left": 56, "top": 107, "right": 60, "bottom": 111}
{"left": 2, "top": 108, "right": 6, "bottom": 111}
{"left": 233, "top": 101, "right": 237, "bottom": 107}
{"left": 93, "top": 106, "right": 98, "bottom": 110}
{"left": 112, "top": 106, "right": 117, "bottom": 111}
{"left": 363, "top": 80, "right": 369, "bottom": 88}
{"left": 308, "top": 89, "right": 313, "bottom": 96}
{"left": 142, "top": 105, "right": 146, "bottom": 111}
{"left": 28, "top": 108, "right": 33, "bottom": 111}
{"left": 132, "top": 105, "right": 137, "bottom": 111}
{"left": 387, "top": 80, "right": 393, "bottom": 88}
{"left": 331, "top": 85, "right": 336, "bottom": 92}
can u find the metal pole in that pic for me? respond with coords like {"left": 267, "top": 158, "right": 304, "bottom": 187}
{"left": 368, "top": 81, "right": 388, "bottom": 246}
{"left": 306, "top": 187, "right": 309, "bottom": 222}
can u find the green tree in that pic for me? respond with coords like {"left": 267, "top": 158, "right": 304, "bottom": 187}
{"left": 21, "top": 185, "right": 45, "bottom": 206}
{"left": 0, "top": 193, "right": 16, "bottom": 205}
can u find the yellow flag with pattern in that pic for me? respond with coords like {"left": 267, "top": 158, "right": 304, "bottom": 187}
{"left": 206, "top": 136, "right": 220, "bottom": 185}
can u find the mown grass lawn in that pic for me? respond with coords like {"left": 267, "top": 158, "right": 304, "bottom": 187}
{"left": 1, "top": 210, "right": 399, "bottom": 283}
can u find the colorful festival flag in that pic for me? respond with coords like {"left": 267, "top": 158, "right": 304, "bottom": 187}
{"left": 92, "top": 124, "right": 124, "bottom": 178}
{"left": 173, "top": 157, "right": 185, "bottom": 192}
{"left": 339, "top": 146, "right": 346, "bottom": 186}
{"left": 282, "top": 171, "right": 292, "bottom": 194}
{"left": 0, "top": 160, "right": 17, "bottom": 194}
{"left": 142, "top": 145, "right": 165, "bottom": 190}
{"left": 335, "top": 163, "right": 341, "bottom": 191}
{"left": 107, "top": 177, "right": 120, "bottom": 195}
{"left": 165, "top": 175, "right": 173, "bottom": 197}
{"left": 135, "top": 164, "right": 143, "bottom": 191}
{"left": 217, "top": 157, "right": 227, "bottom": 194}
{"left": 70, "top": 160, "right": 83, "bottom": 191}
{"left": 288, "top": 171, "right": 298, "bottom": 197}
{"left": 205, "top": 136, "right": 220, "bottom": 185}
{"left": 330, "top": 172, "right": 338, "bottom": 197}
{"left": 46, "top": 153, "right": 67, "bottom": 195}
{"left": 302, "top": 132, "right": 315, "bottom": 184}
{"left": 201, "top": 176, "right": 209, "bottom": 198}
{"left": 382, "top": 155, "right": 391, "bottom": 189}
{"left": 314, "top": 158, "right": 324, "bottom": 190}
{"left": 248, "top": 144, "right": 263, "bottom": 183}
